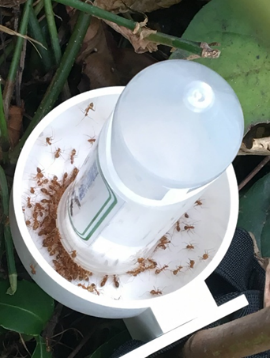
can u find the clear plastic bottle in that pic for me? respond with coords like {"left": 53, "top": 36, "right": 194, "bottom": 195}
{"left": 110, "top": 60, "right": 244, "bottom": 199}
{"left": 58, "top": 60, "right": 244, "bottom": 274}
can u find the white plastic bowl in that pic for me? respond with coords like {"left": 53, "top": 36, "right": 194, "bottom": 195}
{"left": 10, "top": 88, "right": 247, "bottom": 351}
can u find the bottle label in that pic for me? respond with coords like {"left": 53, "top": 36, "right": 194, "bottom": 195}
{"left": 68, "top": 149, "right": 119, "bottom": 241}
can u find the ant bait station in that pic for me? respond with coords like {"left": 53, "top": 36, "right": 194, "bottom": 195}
{"left": 10, "top": 61, "right": 247, "bottom": 357}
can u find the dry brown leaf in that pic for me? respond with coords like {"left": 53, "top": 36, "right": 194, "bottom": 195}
{"left": 74, "top": 14, "right": 157, "bottom": 90}
{"left": 113, "top": 48, "right": 157, "bottom": 84}
{"left": 0, "top": 25, "right": 46, "bottom": 49}
{"left": 75, "top": 17, "right": 120, "bottom": 89}
{"left": 249, "top": 232, "right": 261, "bottom": 259}
{"left": 104, "top": 20, "right": 158, "bottom": 53}
{"left": 8, "top": 105, "right": 23, "bottom": 148}
{"left": 93, "top": 0, "right": 182, "bottom": 13}
{"left": 239, "top": 138, "right": 270, "bottom": 156}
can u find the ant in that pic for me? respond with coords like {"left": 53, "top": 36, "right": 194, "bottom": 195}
{"left": 184, "top": 224, "right": 195, "bottom": 233}
{"left": 62, "top": 172, "right": 68, "bottom": 186}
{"left": 175, "top": 220, "right": 181, "bottom": 232}
{"left": 113, "top": 275, "right": 119, "bottom": 288}
{"left": 185, "top": 243, "right": 195, "bottom": 250}
{"left": 71, "top": 250, "right": 77, "bottom": 258}
{"left": 195, "top": 199, "right": 203, "bottom": 207}
{"left": 155, "top": 265, "right": 168, "bottom": 274}
{"left": 147, "top": 258, "right": 157, "bottom": 269}
{"left": 30, "top": 187, "right": 35, "bottom": 194}
{"left": 100, "top": 275, "right": 108, "bottom": 287}
{"left": 85, "top": 102, "right": 95, "bottom": 116}
{"left": 87, "top": 136, "right": 96, "bottom": 145}
{"left": 87, "top": 283, "right": 100, "bottom": 295}
{"left": 32, "top": 219, "right": 40, "bottom": 231}
{"left": 150, "top": 288, "right": 162, "bottom": 296}
{"left": 54, "top": 148, "right": 62, "bottom": 159}
{"left": 26, "top": 197, "right": 32, "bottom": 208}
{"left": 187, "top": 259, "right": 195, "bottom": 269}
{"left": 172, "top": 265, "right": 183, "bottom": 275}
{"left": 35, "top": 167, "right": 44, "bottom": 181}
{"left": 46, "top": 137, "right": 53, "bottom": 146}
{"left": 184, "top": 213, "right": 189, "bottom": 218}
{"left": 70, "top": 149, "right": 76, "bottom": 164}
{"left": 155, "top": 235, "right": 171, "bottom": 251}
{"left": 30, "top": 265, "right": 36, "bottom": 274}
{"left": 199, "top": 250, "right": 211, "bottom": 261}
{"left": 25, "top": 220, "right": 31, "bottom": 226}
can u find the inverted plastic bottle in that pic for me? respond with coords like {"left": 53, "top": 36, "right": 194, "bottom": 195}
{"left": 110, "top": 60, "right": 243, "bottom": 199}
{"left": 57, "top": 60, "right": 244, "bottom": 274}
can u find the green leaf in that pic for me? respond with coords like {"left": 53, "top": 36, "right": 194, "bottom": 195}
{"left": 89, "top": 330, "right": 131, "bottom": 358}
{"left": 32, "top": 336, "right": 52, "bottom": 358}
{"left": 238, "top": 172, "right": 270, "bottom": 256}
{"left": 170, "top": 0, "right": 270, "bottom": 133}
{"left": 0, "top": 280, "right": 54, "bottom": 335}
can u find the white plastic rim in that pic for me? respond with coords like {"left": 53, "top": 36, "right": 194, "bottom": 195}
{"left": 11, "top": 87, "right": 239, "bottom": 318}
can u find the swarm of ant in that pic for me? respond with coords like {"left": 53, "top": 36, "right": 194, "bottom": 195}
{"left": 24, "top": 166, "right": 95, "bottom": 282}
{"left": 24, "top": 156, "right": 212, "bottom": 298}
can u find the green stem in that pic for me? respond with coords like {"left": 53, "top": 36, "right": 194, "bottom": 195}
{"left": 34, "top": 0, "right": 44, "bottom": 16}
{"left": 2, "top": 0, "right": 33, "bottom": 117}
{"left": 147, "top": 33, "right": 201, "bottom": 55}
{"left": 54, "top": 0, "right": 203, "bottom": 54}
{"left": 0, "top": 42, "right": 14, "bottom": 67}
{"left": 9, "top": 12, "right": 92, "bottom": 164}
{"left": 0, "top": 80, "right": 9, "bottom": 151}
{"left": 55, "top": 0, "right": 134, "bottom": 30}
{"left": 45, "top": 0, "right": 71, "bottom": 99}
{"left": 0, "top": 166, "right": 17, "bottom": 295}
{"left": 44, "top": 0, "right": 62, "bottom": 65}
{"left": 28, "top": 7, "right": 52, "bottom": 72}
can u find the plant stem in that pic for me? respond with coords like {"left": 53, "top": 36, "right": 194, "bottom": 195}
{"left": 28, "top": 7, "right": 52, "bottom": 72}
{"left": 44, "top": 0, "right": 61, "bottom": 65}
{"left": 54, "top": 0, "right": 203, "bottom": 55}
{"left": 2, "top": 0, "right": 33, "bottom": 118}
{"left": 0, "top": 42, "right": 14, "bottom": 67}
{"left": 0, "top": 166, "right": 17, "bottom": 295}
{"left": 0, "top": 80, "right": 10, "bottom": 151}
{"left": 55, "top": 0, "right": 134, "bottom": 30}
{"left": 45, "top": 0, "right": 71, "bottom": 99}
{"left": 34, "top": 0, "right": 44, "bottom": 16}
{"left": 9, "top": 12, "right": 92, "bottom": 164}
{"left": 147, "top": 33, "right": 201, "bottom": 55}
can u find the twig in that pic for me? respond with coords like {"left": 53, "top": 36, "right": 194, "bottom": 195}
{"left": 3, "top": 0, "right": 33, "bottom": 118}
{"left": 0, "top": 166, "right": 17, "bottom": 295}
{"left": 181, "top": 306, "right": 270, "bottom": 358}
{"left": 28, "top": 7, "right": 52, "bottom": 72}
{"left": 238, "top": 156, "right": 270, "bottom": 191}
{"left": 42, "top": 303, "right": 63, "bottom": 352}
{"left": 9, "top": 11, "right": 91, "bottom": 164}
{"left": 54, "top": 0, "right": 216, "bottom": 56}
{"left": 67, "top": 319, "right": 102, "bottom": 358}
